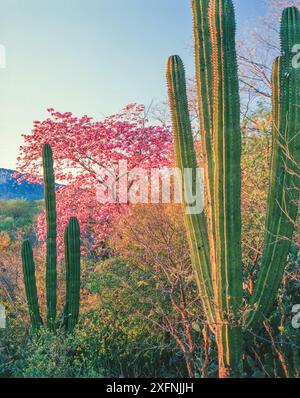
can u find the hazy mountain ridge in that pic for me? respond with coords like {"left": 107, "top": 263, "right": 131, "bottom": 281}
{"left": 0, "top": 168, "right": 44, "bottom": 200}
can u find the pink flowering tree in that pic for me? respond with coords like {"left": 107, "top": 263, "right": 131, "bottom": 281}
{"left": 17, "top": 104, "right": 172, "bottom": 256}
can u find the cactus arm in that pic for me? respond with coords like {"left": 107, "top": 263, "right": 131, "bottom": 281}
{"left": 63, "top": 225, "right": 70, "bottom": 326}
{"left": 267, "top": 56, "right": 282, "bottom": 232}
{"left": 245, "top": 58, "right": 282, "bottom": 328}
{"left": 65, "top": 217, "right": 81, "bottom": 332}
{"left": 208, "top": 0, "right": 243, "bottom": 375}
{"left": 21, "top": 241, "right": 42, "bottom": 330}
{"left": 246, "top": 8, "right": 300, "bottom": 330}
{"left": 192, "top": 0, "right": 218, "bottom": 302}
{"left": 166, "top": 55, "right": 216, "bottom": 328}
{"left": 43, "top": 143, "right": 57, "bottom": 330}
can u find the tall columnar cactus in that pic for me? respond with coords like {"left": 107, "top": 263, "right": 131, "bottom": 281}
{"left": 167, "top": 0, "right": 300, "bottom": 377}
{"left": 22, "top": 144, "right": 81, "bottom": 333}
{"left": 43, "top": 144, "right": 57, "bottom": 329}
{"left": 64, "top": 217, "right": 81, "bottom": 333}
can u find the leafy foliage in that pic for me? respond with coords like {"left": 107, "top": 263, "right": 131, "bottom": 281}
{"left": 17, "top": 105, "right": 172, "bottom": 255}
{"left": 0, "top": 200, "right": 41, "bottom": 232}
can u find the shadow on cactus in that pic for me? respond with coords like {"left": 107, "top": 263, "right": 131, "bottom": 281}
{"left": 21, "top": 144, "right": 81, "bottom": 333}
{"left": 167, "top": 0, "right": 300, "bottom": 377}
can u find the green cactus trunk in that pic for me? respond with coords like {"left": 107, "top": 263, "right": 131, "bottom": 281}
{"left": 43, "top": 144, "right": 57, "bottom": 330}
{"left": 65, "top": 217, "right": 81, "bottom": 333}
{"left": 22, "top": 241, "right": 43, "bottom": 330}
{"left": 168, "top": 0, "right": 300, "bottom": 378}
{"left": 63, "top": 224, "right": 70, "bottom": 326}
{"left": 209, "top": 0, "right": 243, "bottom": 377}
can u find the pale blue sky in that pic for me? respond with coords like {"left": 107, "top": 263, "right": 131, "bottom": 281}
{"left": 0, "top": 0, "right": 265, "bottom": 169}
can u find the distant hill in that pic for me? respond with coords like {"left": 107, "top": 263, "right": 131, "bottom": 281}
{"left": 0, "top": 168, "right": 44, "bottom": 201}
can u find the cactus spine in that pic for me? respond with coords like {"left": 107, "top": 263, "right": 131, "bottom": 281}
{"left": 22, "top": 144, "right": 81, "bottom": 332}
{"left": 167, "top": 0, "right": 300, "bottom": 377}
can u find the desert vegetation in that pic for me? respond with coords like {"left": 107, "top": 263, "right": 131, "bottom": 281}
{"left": 0, "top": 0, "right": 299, "bottom": 379}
